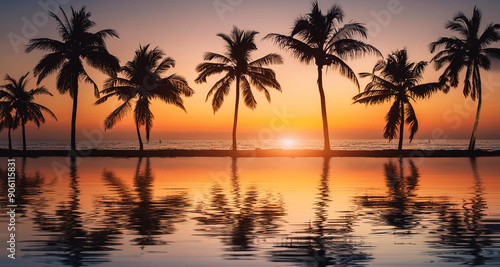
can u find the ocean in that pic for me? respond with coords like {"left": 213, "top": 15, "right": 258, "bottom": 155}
{"left": 1, "top": 139, "right": 500, "bottom": 151}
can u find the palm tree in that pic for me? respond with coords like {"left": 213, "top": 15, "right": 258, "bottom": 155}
{"left": 0, "top": 101, "right": 17, "bottom": 151}
{"left": 95, "top": 45, "right": 194, "bottom": 151}
{"left": 196, "top": 26, "right": 282, "bottom": 151}
{"left": 430, "top": 7, "right": 500, "bottom": 151}
{"left": 352, "top": 49, "right": 447, "bottom": 151}
{"left": 26, "top": 6, "right": 120, "bottom": 151}
{"left": 265, "top": 1, "right": 380, "bottom": 151}
{"left": 0, "top": 73, "right": 57, "bottom": 151}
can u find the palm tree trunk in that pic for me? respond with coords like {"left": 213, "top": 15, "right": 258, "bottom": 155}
{"left": 398, "top": 101, "right": 404, "bottom": 151}
{"left": 8, "top": 127, "right": 12, "bottom": 151}
{"left": 469, "top": 70, "right": 483, "bottom": 151}
{"left": 71, "top": 88, "right": 78, "bottom": 151}
{"left": 317, "top": 65, "right": 331, "bottom": 151}
{"left": 232, "top": 76, "right": 240, "bottom": 151}
{"left": 468, "top": 93, "right": 481, "bottom": 151}
{"left": 136, "top": 121, "right": 144, "bottom": 151}
{"left": 22, "top": 122, "right": 26, "bottom": 151}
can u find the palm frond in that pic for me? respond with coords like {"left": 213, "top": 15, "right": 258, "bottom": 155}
{"left": 405, "top": 103, "right": 418, "bottom": 141}
{"left": 240, "top": 76, "right": 257, "bottom": 109}
{"left": 330, "top": 39, "right": 381, "bottom": 60}
{"left": 263, "top": 34, "right": 315, "bottom": 64}
{"left": 203, "top": 52, "right": 232, "bottom": 64}
{"left": 25, "top": 38, "right": 64, "bottom": 53}
{"left": 33, "top": 52, "right": 66, "bottom": 84}
{"left": 195, "top": 62, "right": 233, "bottom": 83}
{"left": 384, "top": 101, "right": 401, "bottom": 141}
{"left": 409, "top": 82, "right": 448, "bottom": 99}
{"left": 206, "top": 72, "right": 235, "bottom": 102}
{"left": 249, "top": 53, "right": 283, "bottom": 67}
{"left": 326, "top": 54, "right": 360, "bottom": 89}
{"left": 104, "top": 100, "right": 132, "bottom": 129}
{"left": 352, "top": 90, "right": 394, "bottom": 105}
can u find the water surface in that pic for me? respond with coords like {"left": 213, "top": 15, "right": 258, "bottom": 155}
{"left": 2, "top": 139, "right": 500, "bottom": 151}
{"left": 0, "top": 156, "right": 499, "bottom": 266}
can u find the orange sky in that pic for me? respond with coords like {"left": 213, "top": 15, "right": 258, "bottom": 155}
{"left": 1, "top": 0, "right": 499, "bottom": 141}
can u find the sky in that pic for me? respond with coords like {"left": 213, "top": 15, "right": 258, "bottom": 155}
{"left": 0, "top": 0, "right": 500, "bottom": 142}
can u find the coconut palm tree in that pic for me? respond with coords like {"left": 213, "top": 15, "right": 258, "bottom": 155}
{"left": 196, "top": 26, "right": 282, "bottom": 151}
{"left": 353, "top": 49, "right": 448, "bottom": 151}
{"left": 0, "top": 102, "right": 17, "bottom": 151}
{"left": 95, "top": 45, "right": 194, "bottom": 151}
{"left": 26, "top": 6, "right": 120, "bottom": 151}
{"left": 430, "top": 7, "right": 500, "bottom": 151}
{"left": 265, "top": 1, "right": 380, "bottom": 151}
{"left": 0, "top": 73, "right": 57, "bottom": 151}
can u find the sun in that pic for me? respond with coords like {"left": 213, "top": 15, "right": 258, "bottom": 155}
{"left": 282, "top": 138, "right": 295, "bottom": 148}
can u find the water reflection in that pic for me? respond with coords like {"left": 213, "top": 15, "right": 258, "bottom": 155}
{"left": 0, "top": 158, "right": 51, "bottom": 216}
{"left": 272, "top": 157, "right": 372, "bottom": 266}
{"left": 0, "top": 156, "right": 498, "bottom": 266}
{"left": 354, "top": 158, "right": 448, "bottom": 235}
{"left": 194, "top": 158, "right": 286, "bottom": 259}
{"left": 428, "top": 158, "right": 500, "bottom": 265}
{"left": 24, "top": 157, "right": 120, "bottom": 267}
{"left": 100, "top": 157, "right": 190, "bottom": 248}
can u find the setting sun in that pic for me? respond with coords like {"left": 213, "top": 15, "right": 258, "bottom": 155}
{"left": 282, "top": 138, "right": 296, "bottom": 148}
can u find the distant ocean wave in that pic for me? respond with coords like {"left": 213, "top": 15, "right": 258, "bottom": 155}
{"left": 1, "top": 139, "right": 500, "bottom": 151}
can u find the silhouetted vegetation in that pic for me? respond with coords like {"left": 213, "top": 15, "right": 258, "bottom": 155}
{"left": 95, "top": 45, "right": 194, "bottom": 150}
{"left": 196, "top": 27, "right": 282, "bottom": 150}
{"left": 266, "top": 1, "right": 381, "bottom": 151}
{"left": 430, "top": 7, "right": 500, "bottom": 151}
{"left": 353, "top": 49, "right": 447, "bottom": 150}
{"left": 0, "top": 73, "right": 56, "bottom": 151}
{"left": 26, "top": 6, "right": 120, "bottom": 150}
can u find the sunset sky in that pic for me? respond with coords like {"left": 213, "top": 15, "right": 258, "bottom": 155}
{"left": 1, "top": 0, "right": 499, "bottom": 141}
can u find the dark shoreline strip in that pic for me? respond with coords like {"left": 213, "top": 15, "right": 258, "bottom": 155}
{"left": 1, "top": 149, "right": 499, "bottom": 158}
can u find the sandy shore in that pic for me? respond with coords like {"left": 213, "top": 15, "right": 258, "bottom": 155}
{"left": 1, "top": 149, "right": 500, "bottom": 158}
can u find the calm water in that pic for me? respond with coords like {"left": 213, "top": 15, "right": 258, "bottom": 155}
{"left": 1, "top": 139, "right": 500, "bottom": 151}
{"left": 0, "top": 157, "right": 499, "bottom": 266}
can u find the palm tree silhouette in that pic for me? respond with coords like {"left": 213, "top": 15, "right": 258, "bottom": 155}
{"left": 430, "top": 7, "right": 500, "bottom": 151}
{"left": 353, "top": 49, "right": 447, "bottom": 151}
{"left": 265, "top": 1, "right": 380, "bottom": 151}
{"left": 96, "top": 45, "right": 194, "bottom": 150}
{"left": 26, "top": 6, "right": 120, "bottom": 151}
{"left": 196, "top": 27, "right": 282, "bottom": 150}
{"left": 0, "top": 101, "right": 17, "bottom": 151}
{"left": 0, "top": 72, "right": 57, "bottom": 151}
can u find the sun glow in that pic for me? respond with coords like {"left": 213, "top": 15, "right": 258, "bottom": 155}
{"left": 282, "top": 138, "right": 296, "bottom": 149}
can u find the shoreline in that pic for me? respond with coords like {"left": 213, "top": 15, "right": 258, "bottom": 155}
{"left": 1, "top": 149, "right": 500, "bottom": 158}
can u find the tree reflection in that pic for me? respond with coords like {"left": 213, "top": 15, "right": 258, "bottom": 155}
{"left": 354, "top": 157, "right": 452, "bottom": 235}
{"left": 194, "top": 157, "right": 286, "bottom": 259}
{"left": 0, "top": 158, "right": 50, "bottom": 216}
{"left": 354, "top": 158, "right": 427, "bottom": 231}
{"left": 100, "top": 157, "right": 190, "bottom": 248}
{"left": 24, "top": 157, "right": 121, "bottom": 267}
{"left": 428, "top": 158, "right": 498, "bottom": 265}
{"left": 272, "top": 157, "right": 372, "bottom": 266}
